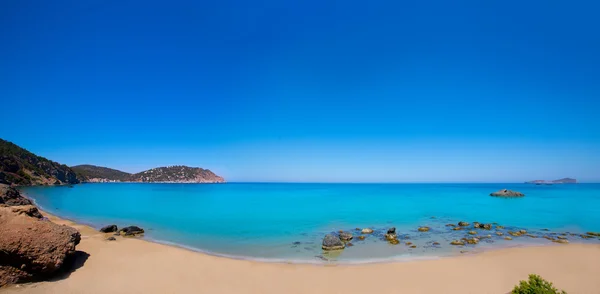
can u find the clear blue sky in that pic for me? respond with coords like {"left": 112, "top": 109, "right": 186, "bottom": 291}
{"left": 1, "top": 0, "right": 599, "bottom": 182}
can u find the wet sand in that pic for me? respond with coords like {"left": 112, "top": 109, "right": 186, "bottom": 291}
{"left": 2, "top": 212, "right": 600, "bottom": 294}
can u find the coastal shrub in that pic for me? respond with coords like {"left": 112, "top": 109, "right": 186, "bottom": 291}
{"left": 512, "top": 274, "right": 567, "bottom": 294}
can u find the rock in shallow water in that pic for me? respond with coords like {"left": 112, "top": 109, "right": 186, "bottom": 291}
{"left": 322, "top": 234, "right": 344, "bottom": 250}
{"left": 458, "top": 221, "right": 470, "bottom": 227}
{"left": 361, "top": 228, "right": 373, "bottom": 234}
{"left": 490, "top": 189, "right": 524, "bottom": 197}
{"left": 450, "top": 240, "right": 465, "bottom": 246}
{"left": 118, "top": 226, "right": 144, "bottom": 236}
{"left": 338, "top": 231, "right": 353, "bottom": 241}
{"left": 388, "top": 239, "right": 400, "bottom": 245}
{"left": 418, "top": 226, "right": 430, "bottom": 232}
{"left": 100, "top": 224, "right": 118, "bottom": 233}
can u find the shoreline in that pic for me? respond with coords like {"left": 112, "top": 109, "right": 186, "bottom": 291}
{"left": 23, "top": 193, "right": 600, "bottom": 265}
{"left": 2, "top": 210, "right": 600, "bottom": 293}
{"left": 31, "top": 205, "right": 571, "bottom": 266}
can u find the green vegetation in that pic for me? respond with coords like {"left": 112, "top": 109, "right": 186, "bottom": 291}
{"left": 71, "top": 165, "right": 132, "bottom": 181}
{"left": 512, "top": 274, "right": 567, "bottom": 294}
{"left": 0, "top": 138, "right": 81, "bottom": 186}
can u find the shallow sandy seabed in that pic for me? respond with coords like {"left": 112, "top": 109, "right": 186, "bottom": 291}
{"left": 2, "top": 212, "right": 600, "bottom": 294}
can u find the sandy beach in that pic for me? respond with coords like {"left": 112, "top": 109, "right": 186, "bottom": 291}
{"left": 0, "top": 212, "right": 598, "bottom": 294}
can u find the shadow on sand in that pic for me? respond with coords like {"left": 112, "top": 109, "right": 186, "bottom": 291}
{"left": 49, "top": 251, "right": 90, "bottom": 282}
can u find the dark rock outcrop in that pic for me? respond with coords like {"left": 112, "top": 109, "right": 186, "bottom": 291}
{"left": 100, "top": 224, "right": 118, "bottom": 233}
{"left": 322, "top": 234, "right": 344, "bottom": 250}
{"left": 0, "top": 205, "right": 81, "bottom": 286}
{"left": 385, "top": 227, "right": 397, "bottom": 241}
{"left": 118, "top": 226, "right": 144, "bottom": 236}
{"left": 0, "top": 184, "right": 32, "bottom": 206}
{"left": 490, "top": 189, "right": 524, "bottom": 197}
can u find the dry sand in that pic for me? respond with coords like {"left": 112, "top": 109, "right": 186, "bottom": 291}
{"left": 2, "top": 212, "right": 600, "bottom": 294}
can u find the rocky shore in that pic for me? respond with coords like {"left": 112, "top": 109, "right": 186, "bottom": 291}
{"left": 318, "top": 218, "right": 600, "bottom": 258}
{"left": 2, "top": 213, "right": 599, "bottom": 294}
{"left": 0, "top": 184, "right": 82, "bottom": 287}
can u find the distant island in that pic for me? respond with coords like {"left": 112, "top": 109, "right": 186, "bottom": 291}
{"left": 73, "top": 164, "right": 225, "bottom": 184}
{"left": 525, "top": 178, "right": 577, "bottom": 184}
{"left": 0, "top": 139, "right": 225, "bottom": 186}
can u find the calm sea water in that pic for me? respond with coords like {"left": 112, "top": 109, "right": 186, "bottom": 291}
{"left": 22, "top": 183, "right": 600, "bottom": 263}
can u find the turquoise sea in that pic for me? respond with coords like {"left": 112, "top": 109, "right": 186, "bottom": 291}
{"left": 22, "top": 183, "right": 600, "bottom": 263}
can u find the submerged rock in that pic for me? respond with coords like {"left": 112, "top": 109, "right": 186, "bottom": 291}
{"left": 482, "top": 224, "right": 492, "bottom": 230}
{"left": 453, "top": 227, "right": 463, "bottom": 231}
{"left": 432, "top": 242, "right": 440, "bottom": 245}
{"left": 496, "top": 225, "right": 505, "bottom": 229}
{"left": 418, "top": 226, "right": 430, "bottom": 232}
{"left": 465, "top": 237, "right": 479, "bottom": 245}
{"left": 361, "top": 228, "right": 373, "bottom": 234}
{"left": 388, "top": 239, "right": 400, "bottom": 245}
{"left": 504, "top": 237, "right": 513, "bottom": 240}
{"left": 496, "top": 232, "right": 504, "bottom": 236}
{"left": 446, "top": 224, "right": 456, "bottom": 227}
{"left": 468, "top": 230, "right": 477, "bottom": 235}
{"left": 553, "top": 239, "right": 569, "bottom": 244}
{"left": 586, "top": 232, "right": 600, "bottom": 237}
{"left": 458, "top": 221, "right": 470, "bottom": 227}
{"left": 118, "top": 226, "right": 144, "bottom": 236}
{"left": 338, "top": 231, "right": 353, "bottom": 241}
{"left": 450, "top": 240, "right": 465, "bottom": 246}
{"left": 358, "top": 235, "right": 366, "bottom": 240}
{"left": 409, "top": 245, "right": 417, "bottom": 248}
{"left": 100, "top": 225, "right": 118, "bottom": 233}
{"left": 385, "top": 227, "right": 397, "bottom": 241}
{"left": 322, "top": 234, "right": 345, "bottom": 250}
{"left": 490, "top": 189, "right": 524, "bottom": 197}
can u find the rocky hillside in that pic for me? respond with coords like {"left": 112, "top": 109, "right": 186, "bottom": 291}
{"left": 71, "top": 165, "right": 132, "bottom": 182}
{"left": 130, "top": 166, "right": 225, "bottom": 183}
{"left": 0, "top": 139, "right": 81, "bottom": 186}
